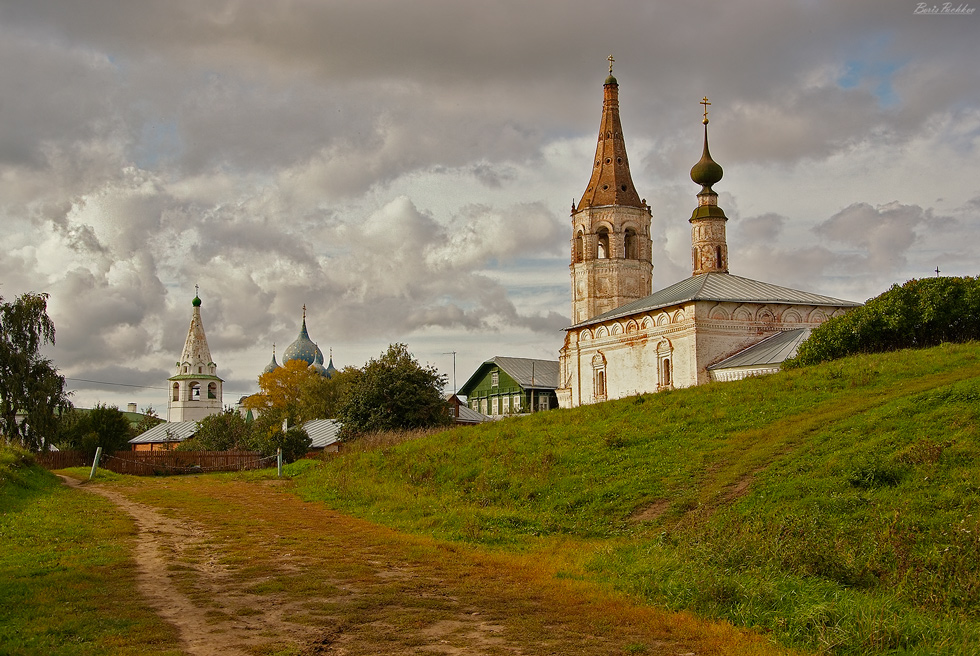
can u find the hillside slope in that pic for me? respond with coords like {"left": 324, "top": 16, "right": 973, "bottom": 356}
{"left": 294, "top": 342, "right": 980, "bottom": 655}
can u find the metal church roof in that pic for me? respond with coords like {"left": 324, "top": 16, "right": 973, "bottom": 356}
{"left": 570, "top": 272, "right": 861, "bottom": 329}
{"left": 707, "top": 328, "right": 812, "bottom": 370}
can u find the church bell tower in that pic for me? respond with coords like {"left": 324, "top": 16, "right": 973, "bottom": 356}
{"left": 689, "top": 97, "right": 729, "bottom": 275}
{"left": 570, "top": 58, "right": 653, "bottom": 323}
{"left": 167, "top": 290, "right": 223, "bottom": 422}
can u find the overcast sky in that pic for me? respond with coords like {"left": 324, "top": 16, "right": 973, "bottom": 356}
{"left": 2, "top": 0, "right": 977, "bottom": 412}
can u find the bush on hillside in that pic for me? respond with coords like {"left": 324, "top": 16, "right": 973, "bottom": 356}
{"left": 787, "top": 276, "right": 980, "bottom": 367}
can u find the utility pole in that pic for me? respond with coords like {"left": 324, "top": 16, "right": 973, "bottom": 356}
{"left": 442, "top": 351, "right": 457, "bottom": 394}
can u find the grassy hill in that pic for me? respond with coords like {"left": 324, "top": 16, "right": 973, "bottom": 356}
{"left": 292, "top": 342, "right": 980, "bottom": 655}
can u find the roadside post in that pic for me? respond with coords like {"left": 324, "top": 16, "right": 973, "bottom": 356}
{"left": 277, "top": 448, "right": 283, "bottom": 478}
{"left": 89, "top": 446, "right": 102, "bottom": 481}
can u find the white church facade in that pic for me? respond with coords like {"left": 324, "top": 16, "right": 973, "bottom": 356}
{"left": 557, "top": 68, "right": 860, "bottom": 409}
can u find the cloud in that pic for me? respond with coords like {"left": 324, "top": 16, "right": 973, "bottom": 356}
{"left": 1, "top": 0, "right": 977, "bottom": 409}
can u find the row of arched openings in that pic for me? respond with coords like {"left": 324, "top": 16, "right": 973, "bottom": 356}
{"left": 575, "top": 227, "right": 639, "bottom": 262}
{"left": 171, "top": 381, "right": 218, "bottom": 402}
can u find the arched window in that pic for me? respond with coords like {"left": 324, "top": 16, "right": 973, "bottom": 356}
{"left": 716, "top": 246, "right": 723, "bottom": 269}
{"left": 624, "top": 228, "right": 638, "bottom": 259}
{"left": 597, "top": 228, "right": 610, "bottom": 259}
{"left": 172, "top": 383, "right": 179, "bottom": 402}
{"left": 189, "top": 382, "right": 200, "bottom": 400}
{"left": 208, "top": 382, "right": 217, "bottom": 399}
{"left": 656, "top": 339, "right": 673, "bottom": 391}
{"left": 575, "top": 232, "right": 584, "bottom": 262}
{"left": 198, "top": 366, "right": 202, "bottom": 374}
{"left": 592, "top": 352, "right": 607, "bottom": 401}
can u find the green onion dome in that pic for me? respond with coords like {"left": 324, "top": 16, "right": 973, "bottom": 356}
{"left": 690, "top": 123, "right": 724, "bottom": 190}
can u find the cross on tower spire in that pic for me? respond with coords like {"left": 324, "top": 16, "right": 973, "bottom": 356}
{"left": 701, "top": 97, "right": 711, "bottom": 124}
{"left": 607, "top": 55, "right": 615, "bottom": 75}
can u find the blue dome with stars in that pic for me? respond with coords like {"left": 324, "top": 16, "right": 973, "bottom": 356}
{"left": 283, "top": 307, "right": 318, "bottom": 366}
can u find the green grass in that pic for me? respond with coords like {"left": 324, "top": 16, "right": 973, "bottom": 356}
{"left": 0, "top": 450, "right": 180, "bottom": 655}
{"left": 290, "top": 342, "right": 980, "bottom": 655}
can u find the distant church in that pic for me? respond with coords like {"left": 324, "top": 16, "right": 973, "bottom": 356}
{"left": 259, "top": 304, "right": 338, "bottom": 379}
{"left": 556, "top": 63, "right": 860, "bottom": 408}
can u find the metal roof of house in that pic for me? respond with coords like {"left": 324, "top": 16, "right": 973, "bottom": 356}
{"left": 129, "top": 421, "right": 198, "bottom": 444}
{"left": 302, "top": 419, "right": 342, "bottom": 449}
{"left": 457, "top": 356, "right": 560, "bottom": 396}
{"left": 571, "top": 272, "right": 861, "bottom": 329}
{"left": 455, "top": 405, "right": 490, "bottom": 424}
{"left": 130, "top": 418, "right": 343, "bottom": 449}
{"left": 707, "top": 328, "right": 812, "bottom": 370}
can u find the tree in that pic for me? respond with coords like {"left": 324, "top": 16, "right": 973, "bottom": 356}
{"left": 0, "top": 292, "right": 72, "bottom": 451}
{"left": 243, "top": 359, "right": 352, "bottom": 425}
{"left": 243, "top": 359, "right": 320, "bottom": 427}
{"left": 337, "top": 343, "right": 451, "bottom": 439}
{"left": 132, "top": 406, "right": 164, "bottom": 437}
{"left": 263, "top": 426, "right": 311, "bottom": 464}
{"left": 59, "top": 404, "right": 134, "bottom": 457}
{"left": 182, "top": 409, "right": 254, "bottom": 451}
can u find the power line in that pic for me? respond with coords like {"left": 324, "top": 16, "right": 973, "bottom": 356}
{"left": 65, "top": 377, "right": 169, "bottom": 391}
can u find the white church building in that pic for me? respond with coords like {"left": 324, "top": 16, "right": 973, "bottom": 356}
{"left": 557, "top": 67, "right": 860, "bottom": 408}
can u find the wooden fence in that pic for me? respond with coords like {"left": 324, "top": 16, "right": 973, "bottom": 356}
{"left": 35, "top": 450, "right": 89, "bottom": 470}
{"left": 37, "top": 450, "right": 267, "bottom": 476}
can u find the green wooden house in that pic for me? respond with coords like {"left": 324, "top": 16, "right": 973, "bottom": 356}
{"left": 458, "top": 356, "right": 559, "bottom": 418}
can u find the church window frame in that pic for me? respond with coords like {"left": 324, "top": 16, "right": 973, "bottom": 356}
{"left": 624, "top": 228, "right": 638, "bottom": 259}
{"left": 208, "top": 382, "right": 217, "bottom": 399}
{"left": 597, "top": 228, "right": 610, "bottom": 259}
{"left": 575, "top": 231, "right": 585, "bottom": 262}
{"left": 172, "top": 383, "right": 179, "bottom": 402}
{"left": 189, "top": 381, "right": 201, "bottom": 401}
{"left": 656, "top": 339, "right": 674, "bottom": 391}
{"left": 592, "top": 352, "right": 608, "bottom": 402}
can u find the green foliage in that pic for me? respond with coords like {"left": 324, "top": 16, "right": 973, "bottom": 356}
{"left": 0, "top": 292, "right": 72, "bottom": 450}
{"left": 293, "top": 342, "right": 980, "bottom": 655}
{"left": 58, "top": 404, "right": 134, "bottom": 456}
{"left": 262, "top": 426, "right": 311, "bottom": 464}
{"left": 182, "top": 408, "right": 254, "bottom": 451}
{"left": 337, "top": 343, "right": 451, "bottom": 439}
{"left": 790, "top": 276, "right": 980, "bottom": 367}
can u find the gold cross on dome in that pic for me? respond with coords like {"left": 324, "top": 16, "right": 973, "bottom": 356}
{"left": 701, "top": 97, "right": 711, "bottom": 121}
{"left": 607, "top": 55, "right": 615, "bottom": 75}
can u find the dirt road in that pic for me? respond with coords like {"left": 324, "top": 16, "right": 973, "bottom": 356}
{"left": 62, "top": 475, "right": 783, "bottom": 656}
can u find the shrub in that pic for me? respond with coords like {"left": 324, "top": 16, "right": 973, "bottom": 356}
{"left": 789, "top": 276, "right": 980, "bottom": 367}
